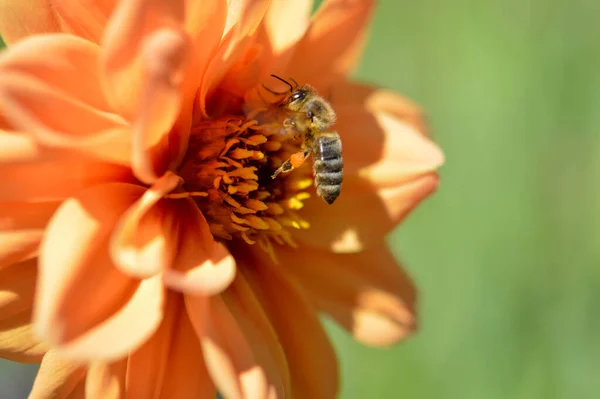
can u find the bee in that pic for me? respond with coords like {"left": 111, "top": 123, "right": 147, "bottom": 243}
{"left": 263, "top": 74, "right": 343, "bottom": 205}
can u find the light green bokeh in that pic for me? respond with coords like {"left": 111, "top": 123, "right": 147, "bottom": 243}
{"left": 329, "top": 0, "right": 600, "bottom": 398}
{"left": 2, "top": 0, "right": 600, "bottom": 398}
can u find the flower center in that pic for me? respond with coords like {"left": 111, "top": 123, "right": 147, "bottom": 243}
{"left": 176, "top": 108, "right": 312, "bottom": 261}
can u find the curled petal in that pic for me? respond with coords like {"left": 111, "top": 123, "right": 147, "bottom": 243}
{"left": 101, "top": 0, "right": 185, "bottom": 120}
{"left": 131, "top": 28, "right": 190, "bottom": 184}
{"left": 29, "top": 350, "right": 86, "bottom": 399}
{"left": 286, "top": 0, "right": 375, "bottom": 87}
{"left": 36, "top": 183, "right": 164, "bottom": 361}
{"left": 0, "top": 0, "right": 117, "bottom": 44}
{"left": 237, "top": 247, "right": 339, "bottom": 399}
{"left": 278, "top": 243, "right": 416, "bottom": 346}
{"left": 186, "top": 291, "right": 286, "bottom": 399}
{"left": 128, "top": 293, "right": 216, "bottom": 398}
{"left": 110, "top": 172, "right": 182, "bottom": 278}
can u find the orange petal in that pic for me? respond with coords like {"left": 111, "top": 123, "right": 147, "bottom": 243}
{"left": 237, "top": 246, "right": 339, "bottom": 399}
{"left": 286, "top": 0, "right": 375, "bottom": 88}
{"left": 0, "top": 314, "right": 47, "bottom": 362}
{"left": 0, "top": 200, "right": 60, "bottom": 231}
{"left": 0, "top": 258, "right": 48, "bottom": 362}
{"left": 255, "top": 0, "right": 312, "bottom": 74}
{"left": 158, "top": 308, "right": 216, "bottom": 399}
{"left": 0, "top": 0, "right": 117, "bottom": 45}
{"left": 331, "top": 80, "right": 429, "bottom": 135}
{"left": 130, "top": 28, "right": 190, "bottom": 184}
{"left": 197, "top": 0, "right": 270, "bottom": 117}
{"left": 186, "top": 291, "right": 286, "bottom": 399}
{"left": 0, "top": 35, "right": 132, "bottom": 166}
{"left": 334, "top": 103, "right": 443, "bottom": 186}
{"left": 35, "top": 183, "right": 165, "bottom": 361}
{"left": 0, "top": 0, "right": 62, "bottom": 44}
{"left": 29, "top": 350, "right": 86, "bottom": 399}
{"left": 163, "top": 234, "right": 236, "bottom": 296}
{"left": 222, "top": 272, "right": 292, "bottom": 395}
{"left": 85, "top": 358, "right": 128, "bottom": 399}
{"left": 278, "top": 243, "right": 416, "bottom": 346}
{"left": 296, "top": 172, "right": 440, "bottom": 253}
{"left": 127, "top": 292, "right": 216, "bottom": 399}
{"left": 110, "top": 172, "right": 182, "bottom": 278}
{"left": 101, "top": 0, "right": 185, "bottom": 120}
{"left": 171, "top": 0, "right": 227, "bottom": 161}
{"left": 0, "top": 230, "right": 43, "bottom": 268}
{"left": 0, "top": 132, "right": 133, "bottom": 203}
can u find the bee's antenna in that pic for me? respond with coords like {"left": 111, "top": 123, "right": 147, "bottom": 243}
{"left": 289, "top": 77, "right": 299, "bottom": 89}
{"left": 261, "top": 84, "right": 289, "bottom": 96}
{"left": 270, "top": 74, "right": 294, "bottom": 93}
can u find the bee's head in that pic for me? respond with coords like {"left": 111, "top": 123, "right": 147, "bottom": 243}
{"left": 283, "top": 86, "right": 311, "bottom": 112}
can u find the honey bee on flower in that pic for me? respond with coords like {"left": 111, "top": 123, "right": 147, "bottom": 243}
{"left": 249, "top": 74, "right": 344, "bottom": 204}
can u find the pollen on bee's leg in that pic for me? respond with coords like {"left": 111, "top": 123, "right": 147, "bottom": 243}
{"left": 290, "top": 151, "right": 306, "bottom": 169}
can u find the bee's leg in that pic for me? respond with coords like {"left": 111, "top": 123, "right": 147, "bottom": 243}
{"left": 271, "top": 147, "right": 312, "bottom": 179}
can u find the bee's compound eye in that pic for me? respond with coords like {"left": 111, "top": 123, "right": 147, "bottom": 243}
{"left": 290, "top": 91, "right": 305, "bottom": 102}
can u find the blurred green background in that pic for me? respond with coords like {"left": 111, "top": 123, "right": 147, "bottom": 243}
{"left": 2, "top": 0, "right": 600, "bottom": 397}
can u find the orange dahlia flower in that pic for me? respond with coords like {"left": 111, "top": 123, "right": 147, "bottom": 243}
{"left": 0, "top": 0, "right": 444, "bottom": 397}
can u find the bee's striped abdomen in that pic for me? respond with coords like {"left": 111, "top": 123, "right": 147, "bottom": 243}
{"left": 313, "top": 132, "right": 343, "bottom": 204}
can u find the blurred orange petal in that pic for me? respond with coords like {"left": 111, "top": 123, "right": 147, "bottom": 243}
{"left": 0, "top": 258, "right": 48, "bottom": 362}
{"left": 127, "top": 292, "right": 215, "bottom": 398}
{"left": 36, "top": 183, "right": 164, "bottom": 361}
{"left": 186, "top": 293, "right": 285, "bottom": 399}
{"left": 85, "top": 359, "right": 127, "bottom": 399}
{"left": 333, "top": 103, "right": 443, "bottom": 185}
{"left": 287, "top": 0, "right": 375, "bottom": 87}
{"left": 101, "top": 0, "right": 185, "bottom": 121}
{"left": 0, "top": 200, "right": 59, "bottom": 231}
{"left": 0, "top": 0, "right": 117, "bottom": 45}
{"left": 29, "top": 350, "right": 86, "bottom": 399}
{"left": 296, "top": 172, "right": 439, "bottom": 252}
{"left": 0, "top": 132, "right": 132, "bottom": 203}
{"left": 256, "top": 0, "right": 312, "bottom": 74}
{"left": 0, "top": 35, "right": 131, "bottom": 166}
{"left": 279, "top": 243, "right": 416, "bottom": 346}
{"left": 240, "top": 250, "right": 339, "bottom": 399}
{"left": 0, "top": 230, "right": 42, "bottom": 268}
{"left": 331, "top": 80, "right": 429, "bottom": 136}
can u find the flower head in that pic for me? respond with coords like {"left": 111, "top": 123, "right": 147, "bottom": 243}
{"left": 0, "top": 0, "right": 444, "bottom": 397}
